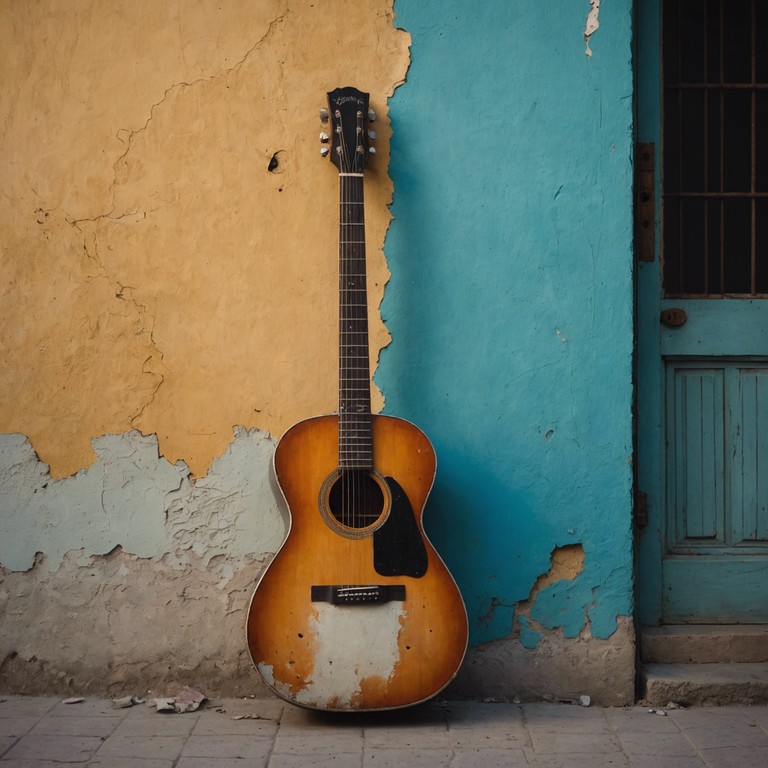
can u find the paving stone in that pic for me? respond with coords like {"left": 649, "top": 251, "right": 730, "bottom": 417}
{"left": 605, "top": 706, "right": 682, "bottom": 732}
{"left": 88, "top": 759, "right": 175, "bottom": 768}
{"left": 205, "top": 697, "right": 284, "bottom": 721}
{"left": 682, "top": 723, "right": 768, "bottom": 750}
{"left": 0, "top": 696, "right": 58, "bottom": 717}
{"left": 0, "top": 717, "right": 37, "bottom": 738}
{"left": 627, "top": 756, "right": 705, "bottom": 768}
{"left": 0, "top": 734, "right": 19, "bottom": 756}
{"left": 190, "top": 712, "right": 279, "bottom": 736}
{"left": 529, "top": 755, "right": 631, "bottom": 768}
{"left": 177, "top": 759, "right": 269, "bottom": 768}
{"left": 450, "top": 746, "right": 529, "bottom": 767}
{"left": 363, "top": 747, "right": 454, "bottom": 767}
{"left": 110, "top": 713, "right": 200, "bottom": 737}
{"left": 445, "top": 701, "right": 524, "bottom": 727}
{"left": 450, "top": 728, "right": 530, "bottom": 749}
{"left": 180, "top": 734, "right": 274, "bottom": 760}
{"left": 0, "top": 761, "right": 73, "bottom": 768}
{"left": 267, "top": 753, "right": 364, "bottom": 768}
{"left": 274, "top": 730, "right": 364, "bottom": 754}
{"left": 1, "top": 733, "right": 104, "bottom": 762}
{"left": 278, "top": 706, "right": 355, "bottom": 731}
{"left": 668, "top": 706, "right": 765, "bottom": 731}
{"left": 47, "top": 699, "right": 126, "bottom": 718}
{"left": 524, "top": 703, "right": 612, "bottom": 734}
{"left": 697, "top": 746, "right": 768, "bottom": 768}
{"left": 29, "top": 714, "right": 122, "bottom": 737}
{"left": 616, "top": 730, "right": 701, "bottom": 757}
{"left": 363, "top": 725, "right": 451, "bottom": 749}
{"left": 529, "top": 730, "right": 623, "bottom": 755}
{"left": 93, "top": 734, "right": 187, "bottom": 760}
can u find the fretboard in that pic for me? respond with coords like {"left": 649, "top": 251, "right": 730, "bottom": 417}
{"left": 338, "top": 173, "right": 372, "bottom": 469}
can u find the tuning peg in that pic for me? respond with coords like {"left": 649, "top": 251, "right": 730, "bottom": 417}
{"left": 319, "top": 132, "right": 329, "bottom": 143}
{"left": 368, "top": 109, "right": 376, "bottom": 122}
{"left": 319, "top": 108, "right": 329, "bottom": 123}
{"left": 368, "top": 146, "right": 376, "bottom": 156}
{"left": 368, "top": 130, "right": 376, "bottom": 141}
{"left": 320, "top": 146, "right": 330, "bottom": 157}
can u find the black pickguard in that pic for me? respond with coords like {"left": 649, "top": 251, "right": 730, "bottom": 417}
{"left": 373, "top": 477, "right": 428, "bottom": 577}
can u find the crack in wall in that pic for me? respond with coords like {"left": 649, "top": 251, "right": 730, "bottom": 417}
{"left": 2, "top": 0, "right": 411, "bottom": 477}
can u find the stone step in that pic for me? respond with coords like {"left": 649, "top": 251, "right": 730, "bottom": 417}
{"left": 640, "top": 624, "right": 768, "bottom": 664}
{"left": 641, "top": 662, "right": 768, "bottom": 706}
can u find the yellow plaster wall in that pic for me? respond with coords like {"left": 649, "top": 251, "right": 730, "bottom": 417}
{"left": 0, "top": 0, "right": 410, "bottom": 477}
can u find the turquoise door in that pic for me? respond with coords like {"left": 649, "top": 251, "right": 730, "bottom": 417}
{"left": 636, "top": 0, "right": 768, "bottom": 625}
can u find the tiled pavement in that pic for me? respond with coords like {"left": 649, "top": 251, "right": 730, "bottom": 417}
{"left": 1, "top": 695, "right": 768, "bottom": 767}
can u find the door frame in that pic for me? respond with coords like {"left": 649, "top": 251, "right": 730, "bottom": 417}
{"left": 635, "top": 0, "right": 665, "bottom": 626}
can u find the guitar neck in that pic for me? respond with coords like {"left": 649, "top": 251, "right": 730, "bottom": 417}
{"left": 338, "top": 173, "right": 373, "bottom": 469}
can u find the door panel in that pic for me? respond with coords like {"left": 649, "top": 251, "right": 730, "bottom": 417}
{"left": 667, "top": 365, "right": 726, "bottom": 548}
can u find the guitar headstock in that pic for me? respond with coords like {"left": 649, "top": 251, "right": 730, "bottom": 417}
{"left": 320, "top": 87, "right": 376, "bottom": 174}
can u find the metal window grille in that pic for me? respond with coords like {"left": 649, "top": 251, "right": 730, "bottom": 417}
{"left": 662, "top": 0, "right": 768, "bottom": 296}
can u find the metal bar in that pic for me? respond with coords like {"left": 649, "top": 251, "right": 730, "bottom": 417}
{"left": 751, "top": 0, "right": 757, "bottom": 293}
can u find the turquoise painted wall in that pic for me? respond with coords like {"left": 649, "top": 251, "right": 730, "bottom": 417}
{"left": 378, "top": 0, "right": 635, "bottom": 645}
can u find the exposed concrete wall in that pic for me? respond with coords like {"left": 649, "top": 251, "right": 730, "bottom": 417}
{"left": 0, "top": 428, "right": 283, "bottom": 695}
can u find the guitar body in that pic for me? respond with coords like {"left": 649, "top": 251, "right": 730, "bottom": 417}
{"left": 246, "top": 414, "right": 468, "bottom": 711}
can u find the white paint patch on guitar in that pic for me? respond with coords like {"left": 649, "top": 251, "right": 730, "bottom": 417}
{"left": 296, "top": 602, "right": 406, "bottom": 709}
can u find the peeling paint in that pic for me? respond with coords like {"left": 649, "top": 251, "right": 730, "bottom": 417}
{"left": 513, "top": 544, "right": 586, "bottom": 647}
{"left": 585, "top": 0, "right": 601, "bottom": 57}
{"left": 272, "top": 602, "right": 405, "bottom": 710}
{"left": 0, "top": 427, "right": 283, "bottom": 572}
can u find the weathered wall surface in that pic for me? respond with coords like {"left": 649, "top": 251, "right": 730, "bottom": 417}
{"left": 1, "top": 0, "right": 636, "bottom": 704}
{"left": 379, "top": 0, "right": 636, "bottom": 702}
{"left": 1, "top": 0, "right": 406, "bottom": 478}
{"left": 0, "top": 0, "right": 409, "bottom": 696}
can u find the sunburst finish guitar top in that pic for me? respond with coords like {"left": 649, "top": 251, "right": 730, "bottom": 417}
{"left": 245, "top": 87, "right": 468, "bottom": 711}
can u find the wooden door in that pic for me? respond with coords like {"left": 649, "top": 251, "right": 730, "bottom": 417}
{"left": 636, "top": 0, "right": 768, "bottom": 624}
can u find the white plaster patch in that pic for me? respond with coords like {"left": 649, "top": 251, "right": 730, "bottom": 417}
{"left": 585, "top": 0, "right": 600, "bottom": 57}
{"left": 0, "top": 427, "right": 284, "bottom": 571}
{"left": 295, "top": 602, "right": 405, "bottom": 709}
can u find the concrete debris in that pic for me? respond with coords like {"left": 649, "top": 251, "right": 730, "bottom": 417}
{"left": 232, "top": 713, "right": 270, "bottom": 721}
{"left": 647, "top": 708, "right": 668, "bottom": 716}
{"left": 149, "top": 686, "right": 206, "bottom": 714}
{"left": 111, "top": 696, "right": 146, "bottom": 709}
{"left": 174, "top": 685, "right": 206, "bottom": 713}
{"left": 152, "top": 698, "right": 177, "bottom": 713}
{"left": 62, "top": 697, "right": 84, "bottom": 704}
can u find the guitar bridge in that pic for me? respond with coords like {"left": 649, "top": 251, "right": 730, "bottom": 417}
{"left": 311, "top": 585, "right": 405, "bottom": 605}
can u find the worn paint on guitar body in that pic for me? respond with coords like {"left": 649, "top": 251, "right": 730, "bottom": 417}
{"left": 246, "top": 414, "right": 468, "bottom": 711}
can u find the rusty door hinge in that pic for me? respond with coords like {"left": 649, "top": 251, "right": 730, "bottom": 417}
{"left": 635, "top": 143, "right": 655, "bottom": 262}
{"left": 636, "top": 490, "right": 649, "bottom": 528}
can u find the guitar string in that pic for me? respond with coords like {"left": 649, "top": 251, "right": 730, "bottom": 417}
{"left": 338, "top": 105, "right": 375, "bottom": 591}
{"left": 345, "top": 107, "right": 365, "bottom": 586}
{"left": 339, "top": 108, "right": 353, "bottom": 589}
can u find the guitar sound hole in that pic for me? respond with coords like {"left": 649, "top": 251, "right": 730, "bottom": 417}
{"left": 319, "top": 468, "right": 391, "bottom": 538}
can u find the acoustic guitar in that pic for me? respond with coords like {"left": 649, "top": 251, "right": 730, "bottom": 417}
{"left": 246, "top": 87, "right": 468, "bottom": 711}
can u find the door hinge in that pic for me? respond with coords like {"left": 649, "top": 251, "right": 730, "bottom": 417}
{"left": 635, "top": 143, "right": 655, "bottom": 263}
{"left": 635, "top": 490, "right": 649, "bottom": 528}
